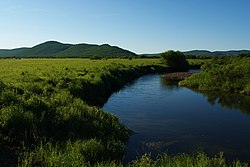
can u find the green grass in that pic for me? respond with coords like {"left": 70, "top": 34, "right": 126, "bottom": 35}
{"left": 0, "top": 58, "right": 166, "bottom": 166}
{"left": 20, "top": 149, "right": 248, "bottom": 167}
{"left": 128, "top": 152, "right": 248, "bottom": 167}
{"left": 0, "top": 58, "right": 248, "bottom": 166}
{"left": 187, "top": 58, "right": 211, "bottom": 67}
{"left": 0, "top": 58, "right": 160, "bottom": 82}
{"left": 180, "top": 57, "right": 250, "bottom": 95}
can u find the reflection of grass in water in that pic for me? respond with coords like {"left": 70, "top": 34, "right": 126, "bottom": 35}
{"left": 143, "top": 140, "right": 179, "bottom": 150}
{"left": 160, "top": 76, "right": 181, "bottom": 91}
{"left": 190, "top": 90, "right": 250, "bottom": 115}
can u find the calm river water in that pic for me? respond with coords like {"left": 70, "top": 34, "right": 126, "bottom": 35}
{"left": 103, "top": 74, "right": 250, "bottom": 163}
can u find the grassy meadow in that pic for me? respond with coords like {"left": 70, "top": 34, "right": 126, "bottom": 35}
{"left": 0, "top": 58, "right": 161, "bottom": 84}
{"left": 0, "top": 57, "right": 248, "bottom": 166}
{"left": 0, "top": 58, "right": 166, "bottom": 166}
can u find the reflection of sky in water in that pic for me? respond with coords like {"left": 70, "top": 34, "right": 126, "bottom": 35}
{"left": 103, "top": 74, "right": 250, "bottom": 163}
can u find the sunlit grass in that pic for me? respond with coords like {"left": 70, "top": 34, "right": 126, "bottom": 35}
{"left": 0, "top": 58, "right": 248, "bottom": 166}
{"left": 0, "top": 58, "right": 165, "bottom": 166}
{"left": 180, "top": 57, "right": 250, "bottom": 94}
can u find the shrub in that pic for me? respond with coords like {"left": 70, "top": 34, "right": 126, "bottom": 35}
{"left": 161, "top": 50, "right": 189, "bottom": 70}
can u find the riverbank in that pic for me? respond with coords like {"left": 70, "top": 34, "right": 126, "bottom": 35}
{"left": 162, "top": 72, "right": 193, "bottom": 81}
{"left": 180, "top": 57, "right": 250, "bottom": 95}
{"left": 76, "top": 64, "right": 167, "bottom": 106}
{"left": 0, "top": 58, "right": 167, "bottom": 166}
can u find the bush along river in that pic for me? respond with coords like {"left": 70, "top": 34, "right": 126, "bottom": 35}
{"left": 103, "top": 73, "right": 250, "bottom": 163}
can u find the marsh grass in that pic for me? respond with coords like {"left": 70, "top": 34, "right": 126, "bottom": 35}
{"left": 180, "top": 57, "right": 250, "bottom": 95}
{"left": 128, "top": 152, "right": 247, "bottom": 167}
{"left": 19, "top": 149, "right": 248, "bottom": 167}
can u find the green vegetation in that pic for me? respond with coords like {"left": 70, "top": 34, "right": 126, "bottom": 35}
{"left": 0, "top": 58, "right": 166, "bottom": 166}
{"left": 0, "top": 58, "right": 248, "bottom": 166}
{"left": 0, "top": 41, "right": 137, "bottom": 58}
{"left": 20, "top": 151, "right": 248, "bottom": 167}
{"left": 180, "top": 57, "right": 250, "bottom": 95}
{"left": 129, "top": 152, "right": 247, "bottom": 167}
{"left": 161, "top": 50, "right": 189, "bottom": 70}
{"left": 187, "top": 59, "right": 209, "bottom": 67}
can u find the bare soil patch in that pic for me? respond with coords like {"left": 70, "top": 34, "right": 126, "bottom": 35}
{"left": 163, "top": 72, "right": 192, "bottom": 81}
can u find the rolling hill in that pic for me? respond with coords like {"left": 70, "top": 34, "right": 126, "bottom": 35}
{"left": 184, "top": 50, "right": 250, "bottom": 56}
{"left": 0, "top": 41, "right": 137, "bottom": 58}
{"left": 142, "top": 50, "right": 250, "bottom": 57}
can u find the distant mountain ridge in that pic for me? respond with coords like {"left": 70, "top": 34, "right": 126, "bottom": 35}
{"left": 0, "top": 41, "right": 137, "bottom": 58}
{"left": 1, "top": 42, "right": 249, "bottom": 58}
{"left": 143, "top": 50, "right": 250, "bottom": 57}
{"left": 184, "top": 50, "right": 250, "bottom": 56}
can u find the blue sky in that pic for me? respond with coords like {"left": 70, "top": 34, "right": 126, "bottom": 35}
{"left": 0, "top": 0, "right": 250, "bottom": 53}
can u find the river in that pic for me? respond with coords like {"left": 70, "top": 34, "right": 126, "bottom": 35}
{"left": 103, "top": 74, "right": 250, "bottom": 163}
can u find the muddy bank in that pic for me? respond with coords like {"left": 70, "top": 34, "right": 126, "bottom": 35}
{"left": 163, "top": 72, "right": 192, "bottom": 81}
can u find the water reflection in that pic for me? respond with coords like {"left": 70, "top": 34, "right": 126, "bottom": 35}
{"left": 191, "top": 90, "right": 250, "bottom": 115}
{"left": 103, "top": 74, "right": 250, "bottom": 163}
{"left": 161, "top": 76, "right": 250, "bottom": 115}
{"left": 160, "top": 76, "right": 180, "bottom": 90}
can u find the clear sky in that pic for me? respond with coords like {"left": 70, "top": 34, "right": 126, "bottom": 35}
{"left": 0, "top": 0, "right": 250, "bottom": 53}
